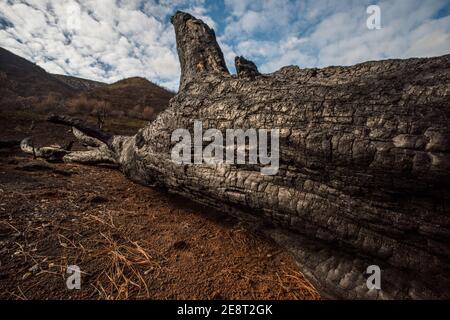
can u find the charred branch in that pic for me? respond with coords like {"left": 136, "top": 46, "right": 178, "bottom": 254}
{"left": 171, "top": 11, "right": 229, "bottom": 89}
{"left": 20, "top": 137, "right": 69, "bottom": 162}
{"left": 47, "top": 114, "right": 113, "bottom": 146}
{"left": 235, "top": 56, "right": 260, "bottom": 78}
{"left": 20, "top": 124, "right": 116, "bottom": 165}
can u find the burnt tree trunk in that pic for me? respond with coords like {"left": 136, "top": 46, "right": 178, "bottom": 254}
{"left": 27, "top": 11, "right": 450, "bottom": 299}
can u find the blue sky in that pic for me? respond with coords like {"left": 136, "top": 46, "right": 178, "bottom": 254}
{"left": 1, "top": 0, "right": 449, "bottom": 91}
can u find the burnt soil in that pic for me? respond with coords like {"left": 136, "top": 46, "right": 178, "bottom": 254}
{"left": 0, "top": 112, "right": 319, "bottom": 299}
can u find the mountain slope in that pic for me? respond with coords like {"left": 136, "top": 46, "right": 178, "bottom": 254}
{"left": 0, "top": 47, "right": 75, "bottom": 97}
{"left": 0, "top": 46, "right": 175, "bottom": 119}
{"left": 52, "top": 74, "right": 106, "bottom": 91}
{"left": 84, "top": 77, "right": 175, "bottom": 116}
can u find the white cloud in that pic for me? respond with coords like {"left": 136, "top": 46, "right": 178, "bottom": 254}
{"left": 0, "top": 0, "right": 215, "bottom": 90}
{"left": 222, "top": 0, "right": 450, "bottom": 73}
{"left": 0, "top": 0, "right": 448, "bottom": 90}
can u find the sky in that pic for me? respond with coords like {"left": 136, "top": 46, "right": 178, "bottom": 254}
{"left": 0, "top": 0, "right": 449, "bottom": 91}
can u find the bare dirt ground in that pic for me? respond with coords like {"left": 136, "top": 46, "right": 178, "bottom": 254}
{"left": 0, "top": 111, "right": 319, "bottom": 300}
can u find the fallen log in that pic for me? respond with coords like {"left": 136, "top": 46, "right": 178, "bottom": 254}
{"left": 23, "top": 11, "right": 450, "bottom": 299}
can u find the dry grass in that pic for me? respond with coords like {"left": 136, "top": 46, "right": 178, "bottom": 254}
{"left": 83, "top": 212, "right": 159, "bottom": 299}
{"left": 91, "top": 234, "right": 154, "bottom": 299}
{"left": 77, "top": 210, "right": 167, "bottom": 299}
{"left": 0, "top": 156, "right": 320, "bottom": 300}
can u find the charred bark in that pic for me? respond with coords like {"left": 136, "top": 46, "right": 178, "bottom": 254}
{"left": 21, "top": 128, "right": 116, "bottom": 164}
{"left": 48, "top": 114, "right": 113, "bottom": 146}
{"left": 25, "top": 11, "right": 450, "bottom": 299}
{"left": 235, "top": 56, "right": 260, "bottom": 78}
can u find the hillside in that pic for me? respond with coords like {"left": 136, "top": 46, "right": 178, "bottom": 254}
{"left": 0, "top": 47, "right": 74, "bottom": 98}
{"left": 0, "top": 46, "right": 175, "bottom": 120}
{"left": 83, "top": 77, "right": 175, "bottom": 118}
{"left": 52, "top": 74, "right": 106, "bottom": 91}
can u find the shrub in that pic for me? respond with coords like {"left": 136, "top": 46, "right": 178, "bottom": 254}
{"left": 142, "top": 106, "right": 155, "bottom": 120}
{"left": 66, "top": 95, "right": 92, "bottom": 114}
{"left": 35, "top": 93, "right": 62, "bottom": 113}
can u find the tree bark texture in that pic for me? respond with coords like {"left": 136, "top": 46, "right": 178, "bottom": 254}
{"left": 24, "top": 11, "right": 450, "bottom": 299}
